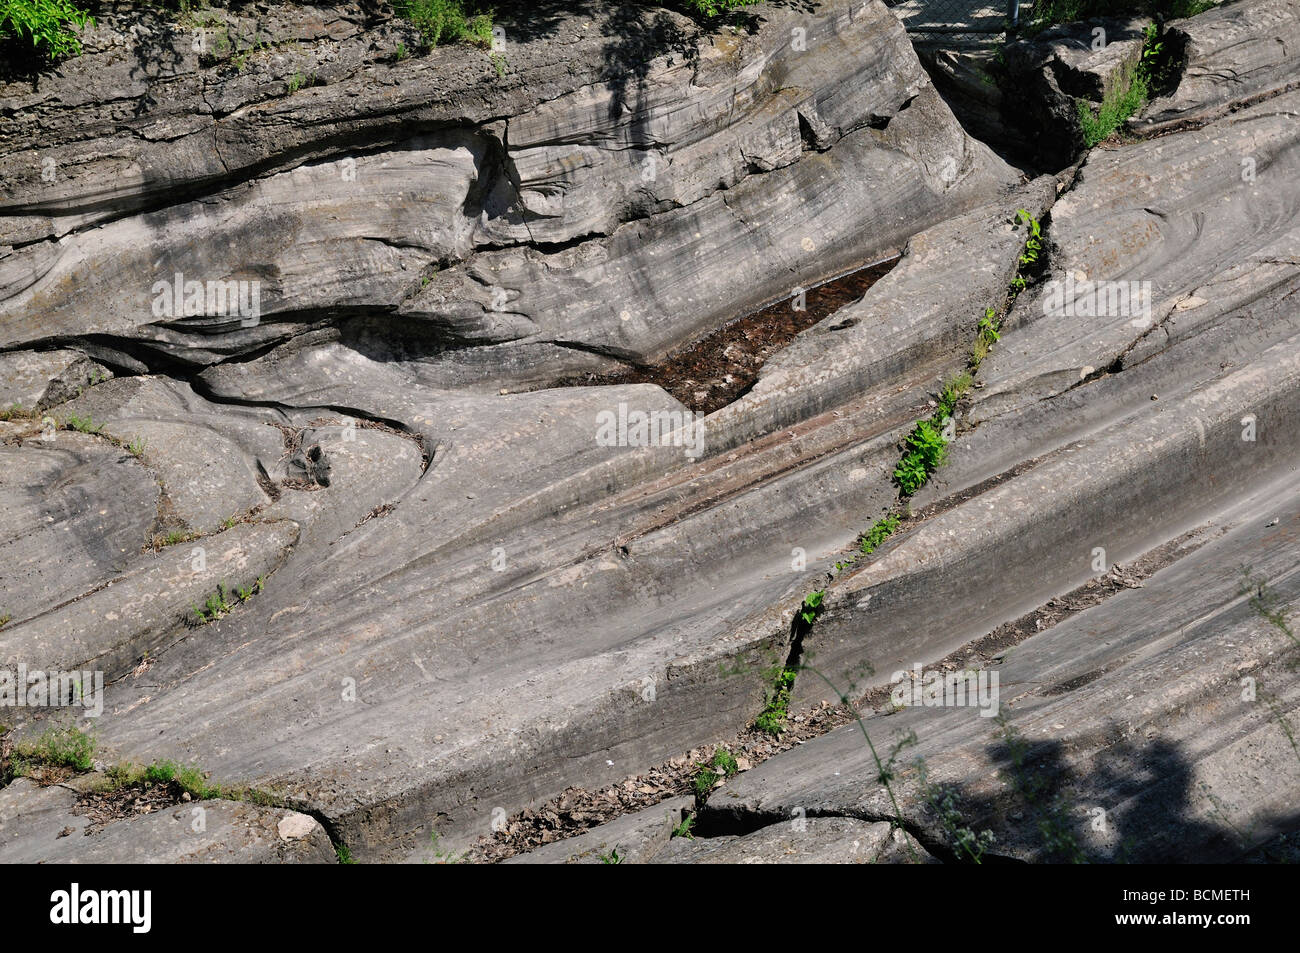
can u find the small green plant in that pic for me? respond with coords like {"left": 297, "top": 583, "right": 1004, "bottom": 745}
{"left": 972, "top": 307, "right": 1002, "bottom": 367}
{"left": 0, "top": 611, "right": 10, "bottom": 629}
{"left": 893, "top": 418, "right": 948, "bottom": 496}
{"left": 799, "top": 589, "right": 824, "bottom": 626}
{"left": 597, "top": 847, "right": 623, "bottom": 864}
{"left": 287, "top": 70, "right": 320, "bottom": 94}
{"left": 671, "top": 812, "right": 696, "bottom": 839}
{"left": 1015, "top": 210, "right": 1042, "bottom": 269}
{"left": 392, "top": 40, "right": 408, "bottom": 62}
{"left": 0, "top": 0, "right": 95, "bottom": 61}
{"left": 221, "top": 515, "right": 238, "bottom": 530}
{"left": 336, "top": 844, "right": 356, "bottom": 864}
{"left": 859, "top": 514, "right": 900, "bottom": 556}
{"left": 230, "top": 32, "right": 269, "bottom": 72}
{"left": 126, "top": 436, "right": 147, "bottom": 456}
{"left": 490, "top": 50, "right": 506, "bottom": 77}
{"left": 1008, "top": 210, "right": 1044, "bottom": 296}
{"left": 191, "top": 583, "right": 236, "bottom": 624}
{"left": 0, "top": 402, "right": 30, "bottom": 421}
{"left": 693, "top": 766, "right": 719, "bottom": 798}
{"left": 755, "top": 665, "right": 797, "bottom": 736}
{"left": 711, "top": 747, "right": 739, "bottom": 778}
{"left": 63, "top": 413, "right": 101, "bottom": 434}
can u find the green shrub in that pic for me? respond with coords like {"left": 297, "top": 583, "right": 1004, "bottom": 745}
{"left": 396, "top": 0, "right": 493, "bottom": 48}
{"left": 0, "top": 0, "right": 94, "bottom": 60}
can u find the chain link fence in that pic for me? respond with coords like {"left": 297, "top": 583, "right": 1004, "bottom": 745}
{"left": 885, "top": 0, "right": 1029, "bottom": 42}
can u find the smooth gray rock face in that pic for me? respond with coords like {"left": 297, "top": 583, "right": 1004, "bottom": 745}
{"left": 0, "top": 432, "right": 159, "bottom": 623}
{"left": 0, "top": 349, "right": 82, "bottom": 411}
{"left": 2, "top": 0, "right": 1298, "bottom": 865}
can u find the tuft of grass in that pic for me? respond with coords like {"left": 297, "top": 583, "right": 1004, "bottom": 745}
{"left": 62, "top": 413, "right": 101, "bottom": 434}
{"left": 286, "top": 70, "right": 320, "bottom": 94}
{"left": 12, "top": 723, "right": 96, "bottom": 773}
{"left": 671, "top": 813, "right": 696, "bottom": 839}
{"left": 0, "top": 402, "right": 31, "bottom": 421}
{"left": 336, "top": 844, "right": 356, "bottom": 864}
{"left": 1076, "top": 70, "right": 1148, "bottom": 147}
{"left": 153, "top": 529, "right": 195, "bottom": 549}
{"left": 597, "top": 847, "right": 623, "bottom": 864}
{"left": 104, "top": 759, "right": 219, "bottom": 799}
{"left": 798, "top": 589, "right": 824, "bottom": 626}
{"left": 1241, "top": 567, "right": 1299, "bottom": 653}
{"left": 126, "top": 435, "right": 147, "bottom": 456}
{"left": 940, "top": 372, "right": 974, "bottom": 410}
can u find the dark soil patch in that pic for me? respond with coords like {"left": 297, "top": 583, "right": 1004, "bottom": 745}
{"left": 557, "top": 256, "right": 900, "bottom": 414}
{"left": 75, "top": 783, "right": 188, "bottom": 833}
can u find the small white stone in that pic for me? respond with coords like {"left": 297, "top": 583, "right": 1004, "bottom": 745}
{"left": 277, "top": 812, "right": 317, "bottom": 841}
